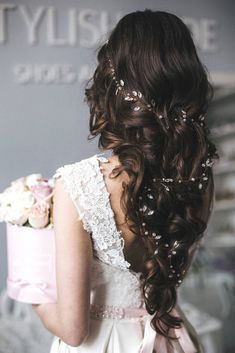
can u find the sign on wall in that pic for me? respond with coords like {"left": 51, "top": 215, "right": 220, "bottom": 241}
{"left": 0, "top": 3, "right": 225, "bottom": 86}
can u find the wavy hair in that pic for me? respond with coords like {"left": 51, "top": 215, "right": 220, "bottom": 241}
{"left": 84, "top": 9, "right": 219, "bottom": 346}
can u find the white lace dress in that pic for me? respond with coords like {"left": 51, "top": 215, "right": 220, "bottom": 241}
{"left": 49, "top": 153, "right": 203, "bottom": 353}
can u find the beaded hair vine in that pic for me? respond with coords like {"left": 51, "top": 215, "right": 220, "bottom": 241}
{"left": 105, "top": 41, "right": 206, "bottom": 130}
{"left": 105, "top": 40, "right": 215, "bottom": 286}
{"left": 105, "top": 43, "right": 214, "bottom": 191}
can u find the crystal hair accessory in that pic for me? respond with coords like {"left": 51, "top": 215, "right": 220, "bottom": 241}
{"left": 107, "top": 54, "right": 156, "bottom": 113}
{"left": 138, "top": 151, "right": 214, "bottom": 287}
{"left": 137, "top": 151, "right": 213, "bottom": 197}
{"left": 106, "top": 49, "right": 213, "bottom": 196}
{"left": 142, "top": 224, "right": 185, "bottom": 286}
{"left": 105, "top": 41, "right": 214, "bottom": 288}
{"left": 106, "top": 51, "right": 206, "bottom": 129}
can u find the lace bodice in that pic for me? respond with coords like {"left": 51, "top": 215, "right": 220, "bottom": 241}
{"left": 52, "top": 153, "right": 144, "bottom": 308}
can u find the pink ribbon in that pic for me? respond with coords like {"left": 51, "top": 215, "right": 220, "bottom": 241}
{"left": 7, "top": 277, "right": 55, "bottom": 301}
{"left": 123, "top": 307, "right": 197, "bottom": 353}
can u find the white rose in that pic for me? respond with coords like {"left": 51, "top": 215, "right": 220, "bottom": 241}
{"left": 4, "top": 189, "right": 35, "bottom": 210}
{"left": 0, "top": 190, "right": 15, "bottom": 207}
{"left": 3, "top": 189, "right": 34, "bottom": 206}
{"left": 16, "top": 190, "right": 35, "bottom": 209}
{"left": 5, "top": 207, "right": 29, "bottom": 226}
{"left": 11, "top": 177, "right": 26, "bottom": 191}
{"left": 25, "top": 174, "right": 42, "bottom": 188}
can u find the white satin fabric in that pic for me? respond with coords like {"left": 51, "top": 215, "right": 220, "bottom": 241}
{"left": 49, "top": 258, "right": 202, "bottom": 353}
{"left": 50, "top": 316, "right": 147, "bottom": 353}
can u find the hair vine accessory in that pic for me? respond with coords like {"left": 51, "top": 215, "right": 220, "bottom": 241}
{"left": 105, "top": 49, "right": 207, "bottom": 129}
{"left": 138, "top": 153, "right": 213, "bottom": 201}
{"left": 137, "top": 150, "right": 214, "bottom": 288}
{"left": 105, "top": 40, "right": 212, "bottom": 289}
{"left": 150, "top": 227, "right": 185, "bottom": 286}
{"left": 147, "top": 152, "right": 214, "bottom": 193}
{"left": 141, "top": 218, "right": 184, "bottom": 286}
{"left": 106, "top": 54, "right": 157, "bottom": 112}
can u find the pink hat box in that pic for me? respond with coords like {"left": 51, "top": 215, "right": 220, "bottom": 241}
{"left": 6, "top": 222, "right": 57, "bottom": 304}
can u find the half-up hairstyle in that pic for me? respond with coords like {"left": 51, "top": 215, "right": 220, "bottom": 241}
{"left": 84, "top": 8, "right": 219, "bottom": 346}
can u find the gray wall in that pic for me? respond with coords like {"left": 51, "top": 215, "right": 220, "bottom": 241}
{"left": 0, "top": 0, "right": 235, "bottom": 291}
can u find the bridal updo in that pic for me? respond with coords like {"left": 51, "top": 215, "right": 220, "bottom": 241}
{"left": 84, "top": 9, "right": 219, "bottom": 345}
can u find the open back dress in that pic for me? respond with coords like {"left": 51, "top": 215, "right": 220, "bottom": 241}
{"left": 50, "top": 153, "right": 204, "bottom": 353}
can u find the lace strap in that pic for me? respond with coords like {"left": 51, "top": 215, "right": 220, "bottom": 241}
{"left": 52, "top": 162, "right": 92, "bottom": 234}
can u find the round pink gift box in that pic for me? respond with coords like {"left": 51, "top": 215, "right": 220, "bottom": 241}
{"left": 6, "top": 222, "right": 57, "bottom": 304}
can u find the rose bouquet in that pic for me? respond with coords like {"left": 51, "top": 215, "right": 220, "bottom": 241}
{"left": 0, "top": 173, "right": 54, "bottom": 228}
{"left": 0, "top": 174, "right": 57, "bottom": 304}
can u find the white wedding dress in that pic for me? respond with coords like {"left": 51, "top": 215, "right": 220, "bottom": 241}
{"left": 50, "top": 153, "right": 203, "bottom": 353}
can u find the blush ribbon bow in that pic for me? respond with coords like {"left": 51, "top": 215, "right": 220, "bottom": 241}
{"left": 7, "top": 277, "right": 55, "bottom": 301}
{"left": 123, "top": 306, "right": 197, "bottom": 353}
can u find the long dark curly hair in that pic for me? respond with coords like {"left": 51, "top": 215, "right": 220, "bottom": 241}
{"left": 84, "top": 8, "right": 219, "bottom": 346}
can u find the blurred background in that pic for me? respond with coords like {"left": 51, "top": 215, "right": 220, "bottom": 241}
{"left": 0, "top": 1, "right": 234, "bottom": 352}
